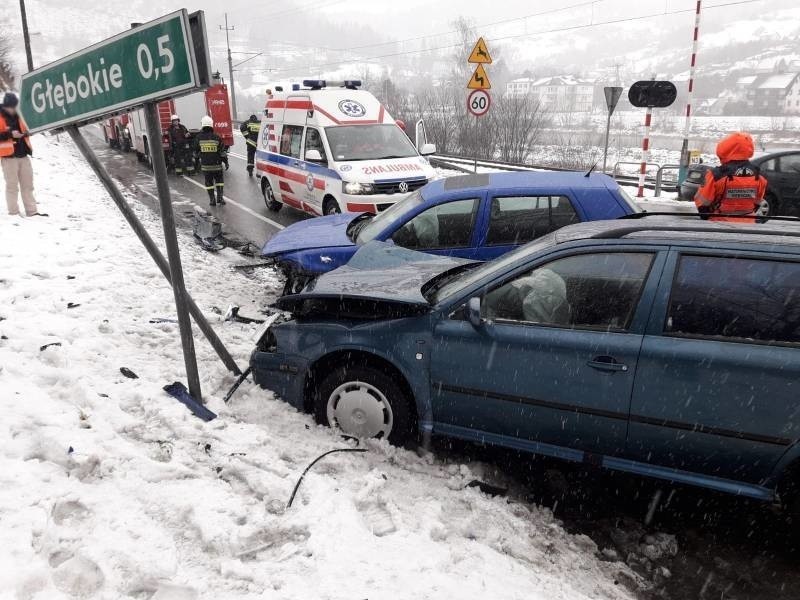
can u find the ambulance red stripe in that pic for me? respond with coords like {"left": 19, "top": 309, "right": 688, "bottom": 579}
{"left": 312, "top": 104, "right": 387, "bottom": 126}
{"left": 279, "top": 192, "right": 320, "bottom": 215}
{"left": 266, "top": 99, "right": 314, "bottom": 110}
{"left": 256, "top": 161, "right": 326, "bottom": 191}
{"left": 347, "top": 202, "right": 376, "bottom": 212}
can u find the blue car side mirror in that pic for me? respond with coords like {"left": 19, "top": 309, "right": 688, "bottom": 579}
{"left": 467, "top": 297, "right": 483, "bottom": 328}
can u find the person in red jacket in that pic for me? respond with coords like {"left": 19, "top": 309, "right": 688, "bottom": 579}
{"left": 694, "top": 132, "right": 767, "bottom": 222}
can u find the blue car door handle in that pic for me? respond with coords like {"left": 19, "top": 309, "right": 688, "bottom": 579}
{"left": 587, "top": 356, "right": 629, "bottom": 372}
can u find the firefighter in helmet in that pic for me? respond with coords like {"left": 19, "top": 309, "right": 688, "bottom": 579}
{"left": 167, "top": 114, "right": 194, "bottom": 176}
{"left": 240, "top": 113, "right": 261, "bottom": 177}
{"left": 194, "top": 115, "right": 229, "bottom": 207}
{"left": 694, "top": 132, "right": 767, "bottom": 222}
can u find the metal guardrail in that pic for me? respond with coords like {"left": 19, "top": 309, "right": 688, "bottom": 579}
{"left": 431, "top": 154, "right": 673, "bottom": 192}
{"left": 612, "top": 161, "right": 660, "bottom": 180}
{"left": 654, "top": 164, "right": 681, "bottom": 197}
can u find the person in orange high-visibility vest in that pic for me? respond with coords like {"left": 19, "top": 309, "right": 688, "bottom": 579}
{"left": 0, "top": 92, "right": 44, "bottom": 217}
{"left": 694, "top": 132, "right": 766, "bottom": 222}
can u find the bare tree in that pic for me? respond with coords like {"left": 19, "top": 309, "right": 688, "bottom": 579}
{"left": 449, "top": 17, "right": 476, "bottom": 87}
{"left": 414, "top": 85, "right": 459, "bottom": 154}
{"left": 0, "top": 25, "right": 16, "bottom": 91}
{"left": 493, "top": 93, "right": 550, "bottom": 163}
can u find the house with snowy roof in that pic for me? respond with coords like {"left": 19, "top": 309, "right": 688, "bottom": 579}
{"left": 505, "top": 75, "right": 596, "bottom": 112}
{"left": 740, "top": 72, "right": 800, "bottom": 115}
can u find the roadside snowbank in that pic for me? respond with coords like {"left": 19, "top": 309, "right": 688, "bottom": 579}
{"left": 0, "top": 134, "right": 639, "bottom": 600}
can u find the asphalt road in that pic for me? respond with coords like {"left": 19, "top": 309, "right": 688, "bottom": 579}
{"left": 84, "top": 125, "right": 312, "bottom": 247}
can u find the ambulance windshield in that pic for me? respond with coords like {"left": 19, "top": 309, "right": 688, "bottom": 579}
{"left": 326, "top": 124, "right": 418, "bottom": 162}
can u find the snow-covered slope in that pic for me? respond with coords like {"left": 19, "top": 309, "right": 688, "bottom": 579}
{"left": 0, "top": 135, "right": 640, "bottom": 599}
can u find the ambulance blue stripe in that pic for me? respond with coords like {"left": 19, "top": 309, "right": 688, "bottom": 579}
{"left": 373, "top": 176, "right": 428, "bottom": 184}
{"left": 256, "top": 150, "right": 341, "bottom": 180}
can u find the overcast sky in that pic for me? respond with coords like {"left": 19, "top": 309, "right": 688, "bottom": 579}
{"left": 7, "top": 0, "right": 797, "bottom": 80}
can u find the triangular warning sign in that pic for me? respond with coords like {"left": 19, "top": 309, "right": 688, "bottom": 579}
{"left": 467, "top": 64, "right": 491, "bottom": 90}
{"left": 468, "top": 37, "right": 492, "bottom": 64}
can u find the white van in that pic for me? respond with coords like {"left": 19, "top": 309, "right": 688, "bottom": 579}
{"left": 255, "top": 80, "right": 437, "bottom": 216}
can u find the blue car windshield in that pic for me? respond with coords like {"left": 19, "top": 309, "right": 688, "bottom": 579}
{"left": 426, "top": 233, "right": 559, "bottom": 304}
{"left": 356, "top": 191, "right": 425, "bottom": 244}
{"left": 326, "top": 124, "right": 418, "bottom": 162}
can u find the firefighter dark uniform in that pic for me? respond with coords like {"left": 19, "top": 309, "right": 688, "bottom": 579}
{"left": 168, "top": 116, "right": 194, "bottom": 175}
{"left": 694, "top": 132, "right": 767, "bottom": 222}
{"left": 194, "top": 117, "right": 229, "bottom": 206}
{"left": 240, "top": 114, "right": 261, "bottom": 176}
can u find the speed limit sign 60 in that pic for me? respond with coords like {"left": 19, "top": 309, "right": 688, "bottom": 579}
{"left": 467, "top": 89, "right": 491, "bottom": 117}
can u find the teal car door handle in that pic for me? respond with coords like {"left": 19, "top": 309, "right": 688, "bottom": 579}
{"left": 587, "top": 356, "right": 629, "bottom": 372}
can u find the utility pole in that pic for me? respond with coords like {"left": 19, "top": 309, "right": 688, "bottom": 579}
{"left": 220, "top": 14, "right": 237, "bottom": 121}
{"left": 19, "top": 0, "right": 34, "bottom": 72}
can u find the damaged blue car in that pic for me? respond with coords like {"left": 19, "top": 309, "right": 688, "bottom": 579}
{"left": 261, "top": 171, "right": 639, "bottom": 294}
{"left": 251, "top": 216, "right": 800, "bottom": 517}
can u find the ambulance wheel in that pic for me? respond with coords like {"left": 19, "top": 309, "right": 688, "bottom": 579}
{"left": 323, "top": 197, "right": 341, "bottom": 216}
{"left": 262, "top": 179, "right": 282, "bottom": 212}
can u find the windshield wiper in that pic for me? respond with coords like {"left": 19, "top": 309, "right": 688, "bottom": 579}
{"left": 374, "top": 155, "right": 412, "bottom": 160}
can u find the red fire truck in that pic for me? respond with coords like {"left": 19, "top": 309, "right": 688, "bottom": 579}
{"left": 126, "top": 81, "right": 234, "bottom": 168}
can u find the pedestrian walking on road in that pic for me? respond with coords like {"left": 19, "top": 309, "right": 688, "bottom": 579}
{"left": 194, "top": 115, "right": 228, "bottom": 207}
{"left": 168, "top": 115, "right": 194, "bottom": 175}
{"left": 694, "top": 132, "right": 767, "bottom": 222}
{"left": 240, "top": 114, "right": 261, "bottom": 177}
{"left": 1, "top": 92, "right": 45, "bottom": 217}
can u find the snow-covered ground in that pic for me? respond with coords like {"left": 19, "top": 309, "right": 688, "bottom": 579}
{"left": 0, "top": 135, "right": 640, "bottom": 599}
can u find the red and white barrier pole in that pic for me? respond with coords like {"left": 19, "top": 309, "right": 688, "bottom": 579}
{"left": 679, "top": 0, "right": 702, "bottom": 182}
{"left": 637, "top": 106, "right": 652, "bottom": 198}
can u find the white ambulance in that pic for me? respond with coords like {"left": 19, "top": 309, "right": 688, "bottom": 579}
{"left": 255, "top": 80, "right": 437, "bottom": 216}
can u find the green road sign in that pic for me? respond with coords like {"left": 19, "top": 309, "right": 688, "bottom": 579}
{"left": 20, "top": 10, "right": 205, "bottom": 132}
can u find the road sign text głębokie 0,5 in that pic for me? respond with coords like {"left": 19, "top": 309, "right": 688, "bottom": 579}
{"left": 20, "top": 10, "right": 203, "bottom": 132}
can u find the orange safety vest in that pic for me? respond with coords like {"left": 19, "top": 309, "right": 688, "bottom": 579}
{"left": 694, "top": 162, "right": 767, "bottom": 223}
{"left": 0, "top": 112, "right": 32, "bottom": 157}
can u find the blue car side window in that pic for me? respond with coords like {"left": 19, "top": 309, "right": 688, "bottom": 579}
{"left": 486, "top": 195, "right": 579, "bottom": 246}
{"left": 482, "top": 252, "right": 654, "bottom": 331}
{"left": 667, "top": 255, "right": 800, "bottom": 344}
{"left": 391, "top": 198, "right": 478, "bottom": 250}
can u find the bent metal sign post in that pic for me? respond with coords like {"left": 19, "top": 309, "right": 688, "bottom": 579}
{"left": 20, "top": 10, "right": 199, "bottom": 132}
{"left": 15, "top": 10, "right": 241, "bottom": 409}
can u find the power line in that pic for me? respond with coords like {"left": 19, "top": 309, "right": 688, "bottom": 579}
{"left": 261, "top": 0, "right": 346, "bottom": 20}
{"left": 240, "top": 0, "right": 763, "bottom": 75}
{"left": 333, "top": 0, "right": 599, "bottom": 53}
{"left": 213, "top": 1, "right": 600, "bottom": 60}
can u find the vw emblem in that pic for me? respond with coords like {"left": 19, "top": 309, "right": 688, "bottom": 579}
{"left": 306, "top": 173, "right": 315, "bottom": 192}
{"left": 398, "top": 181, "right": 409, "bottom": 193}
{"left": 338, "top": 99, "right": 366, "bottom": 117}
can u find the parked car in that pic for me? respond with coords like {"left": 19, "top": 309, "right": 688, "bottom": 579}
{"left": 679, "top": 150, "right": 800, "bottom": 216}
{"left": 251, "top": 216, "right": 800, "bottom": 516}
{"left": 261, "top": 171, "right": 640, "bottom": 294}
{"left": 754, "top": 150, "right": 800, "bottom": 216}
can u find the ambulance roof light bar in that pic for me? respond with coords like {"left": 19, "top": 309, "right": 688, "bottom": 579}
{"left": 302, "top": 79, "right": 362, "bottom": 90}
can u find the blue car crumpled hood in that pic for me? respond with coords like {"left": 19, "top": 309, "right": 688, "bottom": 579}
{"left": 261, "top": 212, "right": 363, "bottom": 257}
{"left": 276, "top": 241, "right": 476, "bottom": 313}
